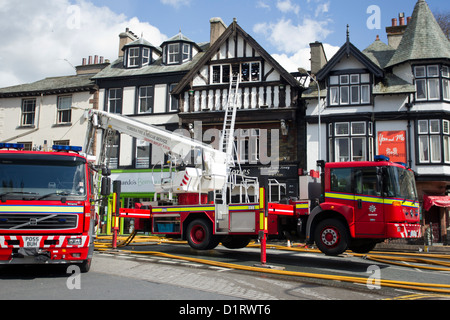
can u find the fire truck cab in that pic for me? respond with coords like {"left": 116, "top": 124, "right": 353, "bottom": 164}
{"left": 300, "top": 156, "right": 421, "bottom": 255}
{"left": 0, "top": 144, "right": 96, "bottom": 272}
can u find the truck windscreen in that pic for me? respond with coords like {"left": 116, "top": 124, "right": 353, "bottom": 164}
{"left": 384, "top": 166, "right": 418, "bottom": 202}
{"left": 0, "top": 157, "right": 86, "bottom": 200}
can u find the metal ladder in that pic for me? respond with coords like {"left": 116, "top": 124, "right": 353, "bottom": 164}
{"left": 216, "top": 73, "right": 240, "bottom": 205}
{"left": 219, "top": 73, "right": 240, "bottom": 163}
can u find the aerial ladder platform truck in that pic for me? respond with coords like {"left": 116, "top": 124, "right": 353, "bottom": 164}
{"left": 84, "top": 77, "right": 422, "bottom": 256}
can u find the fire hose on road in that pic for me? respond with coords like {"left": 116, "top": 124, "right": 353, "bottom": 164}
{"left": 94, "top": 235, "right": 450, "bottom": 295}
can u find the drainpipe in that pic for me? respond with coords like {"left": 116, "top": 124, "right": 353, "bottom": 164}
{"left": 406, "top": 95, "right": 413, "bottom": 168}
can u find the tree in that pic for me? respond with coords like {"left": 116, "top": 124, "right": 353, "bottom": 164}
{"left": 434, "top": 11, "right": 450, "bottom": 41}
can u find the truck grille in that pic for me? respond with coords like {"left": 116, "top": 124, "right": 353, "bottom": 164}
{"left": 0, "top": 214, "right": 78, "bottom": 230}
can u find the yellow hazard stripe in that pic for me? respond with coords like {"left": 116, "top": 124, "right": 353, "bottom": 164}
{"left": 295, "top": 203, "right": 309, "bottom": 209}
{"left": 0, "top": 205, "right": 84, "bottom": 214}
{"left": 152, "top": 206, "right": 215, "bottom": 213}
{"left": 152, "top": 204, "right": 259, "bottom": 213}
{"left": 325, "top": 193, "right": 419, "bottom": 208}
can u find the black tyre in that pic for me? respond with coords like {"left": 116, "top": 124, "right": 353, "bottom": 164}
{"left": 349, "top": 241, "right": 377, "bottom": 254}
{"left": 186, "top": 219, "right": 219, "bottom": 250}
{"left": 314, "top": 219, "right": 349, "bottom": 256}
{"left": 79, "top": 258, "right": 91, "bottom": 273}
{"left": 221, "top": 236, "right": 251, "bottom": 249}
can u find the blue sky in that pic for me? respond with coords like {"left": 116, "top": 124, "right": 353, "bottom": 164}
{"left": 0, "top": 0, "right": 448, "bottom": 87}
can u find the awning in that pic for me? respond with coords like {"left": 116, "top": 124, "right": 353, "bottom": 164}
{"left": 423, "top": 195, "right": 450, "bottom": 212}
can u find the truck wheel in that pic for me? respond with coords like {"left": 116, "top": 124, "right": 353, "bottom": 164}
{"left": 79, "top": 258, "right": 91, "bottom": 273}
{"left": 187, "top": 219, "right": 219, "bottom": 250}
{"left": 314, "top": 219, "right": 349, "bottom": 256}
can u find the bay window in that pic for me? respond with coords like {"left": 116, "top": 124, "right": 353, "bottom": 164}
{"left": 418, "top": 119, "right": 450, "bottom": 164}
{"left": 414, "top": 65, "right": 450, "bottom": 102}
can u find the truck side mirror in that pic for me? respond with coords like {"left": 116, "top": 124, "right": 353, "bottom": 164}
{"left": 101, "top": 176, "right": 111, "bottom": 196}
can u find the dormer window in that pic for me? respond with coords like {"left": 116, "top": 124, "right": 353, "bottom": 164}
{"left": 122, "top": 39, "right": 161, "bottom": 69}
{"left": 128, "top": 47, "right": 140, "bottom": 67}
{"left": 182, "top": 44, "right": 190, "bottom": 62}
{"left": 168, "top": 44, "right": 180, "bottom": 64}
{"left": 161, "top": 32, "right": 198, "bottom": 66}
{"left": 142, "top": 48, "right": 150, "bottom": 65}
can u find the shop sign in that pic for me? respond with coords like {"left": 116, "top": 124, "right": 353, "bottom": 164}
{"left": 377, "top": 130, "right": 406, "bottom": 163}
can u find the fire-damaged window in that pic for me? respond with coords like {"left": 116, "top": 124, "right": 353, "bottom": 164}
{"left": 210, "top": 62, "right": 261, "bottom": 84}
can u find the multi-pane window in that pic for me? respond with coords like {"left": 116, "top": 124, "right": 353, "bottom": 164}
{"left": 128, "top": 47, "right": 140, "bottom": 67}
{"left": 211, "top": 62, "right": 261, "bottom": 84}
{"left": 182, "top": 44, "right": 190, "bottom": 62}
{"left": 21, "top": 99, "right": 36, "bottom": 126}
{"left": 108, "top": 88, "right": 123, "bottom": 114}
{"left": 443, "top": 66, "right": 450, "bottom": 101}
{"left": 136, "top": 139, "right": 150, "bottom": 169}
{"left": 417, "top": 119, "right": 450, "bottom": 164}
{"left": 168, "top": 44, "right": 179, "bottom": 64}
{"left": 234, "top": 129, "right": 259, "bottom": 164}
{"left": 168, "top": 83, "right": 179, "bottom": 112}
{"left": 57, "top": 96, "right": 72, "bottom": 124}
{"left": 328, "top": 73, "right": 371, "bottom": 106}
{"left": 328, "top": 121, "right": 374, "bottom": 162}
{"left": 106, "top": 132, "right": 120, "bottom": 169}
{"left": 414, "top": 65, "right": 450, "bottom": 102}
{"left": 142, "top": 48, "right": 150, "bottom": 66}
{"left": 138, "top": 86, "right": 154, "bottom": 113}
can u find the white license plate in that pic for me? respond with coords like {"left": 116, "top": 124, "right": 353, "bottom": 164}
{"left": 23, "top": 236, "right": 42, "bottom": 248}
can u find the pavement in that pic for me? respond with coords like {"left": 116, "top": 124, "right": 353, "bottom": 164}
{"left": 375, "top": 242, "right": 450, "bottom": 254}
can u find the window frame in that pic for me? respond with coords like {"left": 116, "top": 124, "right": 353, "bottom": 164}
{"left": 210, "top": 61, "right": 262, "bottom": 85}
{"left": 414, "top": 64, "right": 450, "bottom": 102}
{"left": 107, "top": 88, "right": 123, "bottom": 114}
{"left": 138, "top": 86, "right": 154, "bottom": 114}
{"left": 21, "top": 99, "right": 36, "bottom": 127}
{"left": 328, "top": 121, "right": 373, "bottom": 163}
{"left": 417, "top": 119, "right": 450, "bottom": 165}
{"left": 128, "top": 47, "right": 140, "bottom": 68}
{"left": 56, "top": 95, "right": 72, "bottom": 124}
{"left": 327, "top": 72, "right": 372, "bottom": 107}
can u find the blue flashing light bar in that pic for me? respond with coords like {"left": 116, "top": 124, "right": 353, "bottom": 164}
{"left": 374, "top": 155, "right": 390, "bottom": 162}
{"left": 0, "top": 143, "right": 24, "bottom": 150}
{"left": 52, "top": 145, "right": 82, "bottom": 152}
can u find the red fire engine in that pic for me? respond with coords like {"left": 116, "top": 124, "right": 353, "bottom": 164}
{"left": 0, "top": 144, "right": 97, "bottom": 272}
{"left": 85, "top": 107, "right": 422, "bottom": 256}
{"left": 278, "top": 156, "right": 421, "bottom": 255}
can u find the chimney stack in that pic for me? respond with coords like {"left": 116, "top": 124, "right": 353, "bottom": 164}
{"left": 210, "top": 17, "right": 227, "bottom": 45}
{"left": 386, "top": 12, "right": 410, "bottom": 49}
{"left": 309, "top": 41, "right": 328, "bottom": 75}
{"left": 118, "top": 27, "right": 139, "bottom": 58}
{"left": 76, "top": 55, "right": 110, "bottom": 75}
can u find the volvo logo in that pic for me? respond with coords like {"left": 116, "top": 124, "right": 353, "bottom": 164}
{"left": 29, "top": 218, "right": 38, "bottom": 226}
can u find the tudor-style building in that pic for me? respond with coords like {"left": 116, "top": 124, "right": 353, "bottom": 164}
{"left": 173, "top": 18, "right": 304, "bottom": 199}
{"left": 302, "top": 0, "right": 450, "bottom": 242}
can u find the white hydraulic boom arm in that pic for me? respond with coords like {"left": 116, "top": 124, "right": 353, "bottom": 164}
{"left": 83, "top": 109, "right": 228, "bottom": 193}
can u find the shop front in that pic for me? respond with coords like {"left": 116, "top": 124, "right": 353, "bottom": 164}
{"left": 99, "top": 169, "right": 161, "bottom": 235}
